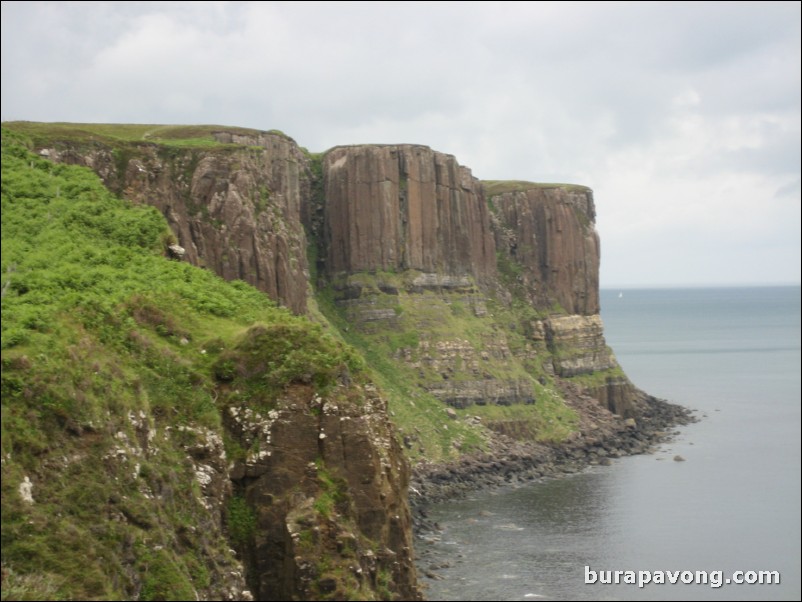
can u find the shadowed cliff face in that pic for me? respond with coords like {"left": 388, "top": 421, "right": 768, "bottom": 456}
{"left": 491, "top": 186, "right": 600, "bottom": 315}
{"left": 50, "top": 133, "right": 310, "bottom": 314}
{"left": 321, "top": 145, "right": 496, "bottom": 283}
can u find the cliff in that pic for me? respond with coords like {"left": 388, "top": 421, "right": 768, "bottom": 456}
{"left": 487, "top": 182, "right": 641, "bottom": 416}
{"left": 320, "top": 145, "right": 495, "bottom": 284}
{"left": 310, "top": 144, "right": 641, "bottom": 420}
{"left": 0, "top": 129, "right": 419, "bottom": 601}
{"left": 488, "top": 182, "right": 599, "bottom": 315}
{"left": 40, "top": 128, "right": 311, "bottom": 314}
{"left": 2, "top": 122, "right": 667, "bottom": 600}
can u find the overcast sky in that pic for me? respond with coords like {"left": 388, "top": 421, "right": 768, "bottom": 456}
{"left": 2, "top": 1, "right": 799, "bottom": 287}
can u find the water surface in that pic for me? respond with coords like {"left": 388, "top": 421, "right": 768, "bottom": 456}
{"left": 421, "top": 286, "right": 801, "bottom": 601}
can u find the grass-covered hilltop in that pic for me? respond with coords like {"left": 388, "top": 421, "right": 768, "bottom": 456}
{"left": 1, "top": 122, "right": 691, "bottom": 600}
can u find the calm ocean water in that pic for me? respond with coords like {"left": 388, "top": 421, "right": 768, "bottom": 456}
{"left": 421, "top": 286, "right": 801, "bottom": 601}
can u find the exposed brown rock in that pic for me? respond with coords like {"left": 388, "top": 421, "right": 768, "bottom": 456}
{"left": 491, "top": 185, "right": 599, "bottom": 315}
{"left": 321, "top": 145, "right": 496, "bottom": 283}
{"left": 225, "top": 383, "right": 420, "bottom": 600}
{"left": 584, "top": 377, "right": 644, "bottom": 419}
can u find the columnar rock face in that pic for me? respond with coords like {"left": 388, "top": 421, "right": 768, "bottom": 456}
{"left": 52, "top": 133, "right": 310, "bottom": 314}
{"left": 321, "top": 145, "right": 496, "bottom": 283}
{"left": 491, "top": 186, "right": 600, "bottom": 315}
{"left": 488, "top": 184, "right": 642, "bottom": 415}
{"left": 585, "top": 377, "right": 643, "bottom": 418}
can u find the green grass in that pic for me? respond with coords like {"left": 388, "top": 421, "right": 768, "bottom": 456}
{"left": 483, "top": 179, "right": 591, "bottom": 197}
{"left": 1, "top": 121, "right": 283, "bottom": 150}
{"left": 309, "top": 267, "right": 583, "bottom": 455}
{"left": 565, "top": 365, "right": 627, "bottom": 388}
{"left": 226, "top": 495, "right": 257, "bottom": 546}
{"left": 312, "top": 461, "right": 351, "bottom": 519}
{"left": 310, "top": 281, "right": 487, "bottom": 462}
{"left": 457, "top": 391, "right": 579, "bottom": 443}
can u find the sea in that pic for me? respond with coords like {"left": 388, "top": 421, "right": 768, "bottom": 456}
{"left": 420, "top": 286, "right": 801, "bottom": 601}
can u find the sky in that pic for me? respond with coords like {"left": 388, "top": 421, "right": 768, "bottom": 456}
{"left": 2, "top": 1, "right": 800, "bottom": 288}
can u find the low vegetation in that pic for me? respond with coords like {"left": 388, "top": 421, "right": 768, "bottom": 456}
{"left": 309, "top": 267, "right": 581, "bottom": 462}
{"left": 483, "top": 179, "right": 591, "bottom": 197}
{"left": 2, "top": 121, "right": 274, "bottom": 150}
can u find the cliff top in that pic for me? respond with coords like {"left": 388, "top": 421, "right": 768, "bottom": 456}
{"left": 4, "top": 123, "right": 593, "bottom": 197}
{"left": 325, "top": 142, "right": 439, "bottom": 153}
{"left": 483, "top": 179, "right": 592, "bottom": 197}
{"left": 1, "top": 121, "right": 295, "bottom": 149}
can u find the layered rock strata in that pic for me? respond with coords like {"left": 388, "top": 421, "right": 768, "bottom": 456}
{"left": 490, "top": 184, "right": 641, "bottom": 415}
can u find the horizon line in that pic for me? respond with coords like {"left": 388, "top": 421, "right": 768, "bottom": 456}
{"left": 600, "top": 282, "right": 801, "bottom": 290}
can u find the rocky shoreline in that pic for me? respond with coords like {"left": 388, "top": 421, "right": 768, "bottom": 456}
{"left": 410, "top": 394, "right": 697, "bottom": 588}
{"left": 410, "top": 393, "right": 696, "bottom": 515}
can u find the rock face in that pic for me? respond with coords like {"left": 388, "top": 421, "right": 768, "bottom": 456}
{"left": 223, "top": 377, "right": 419, "bottom": 599}
{"left": 491, "top": 185, "right": 599, "bottom": 315}
{"left": 51, "top": 133, "right": 310, "bottom": 314}
{"left": 320, "top": 145, "right": 496, "bottom": 283}
{"left": 543, "top": 314, "right": 641, "bottom": 417}
{"left": 488, "top": 184, "right": 642, "bottom": 415}
{"left": 425, "top": 378, "right": 536, "bottom": 409}
{"left": 586, "top": 376, "right": 643, "bottom": 418}
{"left": 544, "top": 314, "right": 617, "bottom": 377}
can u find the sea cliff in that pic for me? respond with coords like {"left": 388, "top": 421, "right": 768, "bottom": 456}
{"left": 1, "top": 122, "right": 691, "bottom": 600}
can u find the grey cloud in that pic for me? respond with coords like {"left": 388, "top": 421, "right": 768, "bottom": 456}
{"left": 1, "top": 1, "right": 799, "bottom": 286}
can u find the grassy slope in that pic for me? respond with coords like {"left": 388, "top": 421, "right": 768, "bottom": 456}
{"left": 309, "top": 269, "right": 581, "bottom": 461}
{"left": 482, "top": 179, "right": 591, "bottom": 197}
{"left": 2, "top": 121, "right": 293, "bottom": 150}
{"left": 0, "top": 129, "right": 359, "bottom": 599}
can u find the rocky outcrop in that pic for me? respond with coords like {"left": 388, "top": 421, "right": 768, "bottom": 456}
{"left": 584, "top": 376, "right": 643, "bottom": 418}
{"left": 543, "top": 312, "right": 641, "bottom": 417}
{"left": 47, "top": 133, "right": 310, "bottom": 314}
{"left": 490, "top": 185, "right": 599, "bottom": 315}
{"left": 487, "top": 184, "right": 644, "bottom": 415}
{"left": 320, "top": 145, "right": 496, "bottom": 283}
{"left": 544, "top": 314, "right": 617, "bottom": 377}
{"left": 224, "top": 381, "right": 419, "bottom": 600}
{"left": 424, "top": 379, "right": 535, "bottom": 409}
